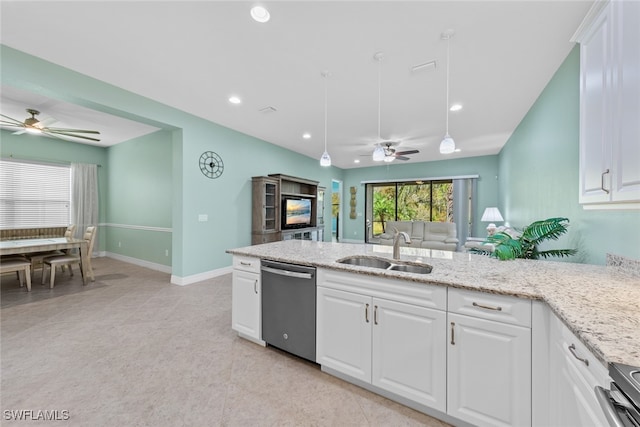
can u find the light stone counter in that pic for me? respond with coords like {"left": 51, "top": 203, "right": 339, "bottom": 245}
{"left": 227, "top": 240, "right": 640, "bottom": 368}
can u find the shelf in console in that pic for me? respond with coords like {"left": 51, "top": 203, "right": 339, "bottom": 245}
{"left": 281, "top": 192, "right": 316, "bottom": 198}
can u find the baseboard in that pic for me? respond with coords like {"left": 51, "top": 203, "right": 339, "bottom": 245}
{"left": 170, "top": 265, "right": 233, "bottom": 286}
{"left": 104, "top": 252, "right": 172, "bottom": 274}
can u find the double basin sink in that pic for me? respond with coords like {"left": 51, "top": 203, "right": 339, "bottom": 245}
{"left": 337, "top": 255, "right": 432, "bottom": 274}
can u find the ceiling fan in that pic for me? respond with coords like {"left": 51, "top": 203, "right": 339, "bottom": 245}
{"left": 0, "top": 108, "right": 101, "bottom": 142}
{"left": 378, "top": 142, "right": 419, "bottom": 162}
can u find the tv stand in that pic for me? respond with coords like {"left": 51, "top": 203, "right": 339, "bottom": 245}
{"left": 251, "top": 174, "right": 322, "bottom": 245}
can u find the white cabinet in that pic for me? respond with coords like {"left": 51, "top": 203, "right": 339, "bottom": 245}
{"left": 447, "top": 289, "right": 532, "bottom": 427}
{"left": 577, "top": 0, "right": 640, "bottom": 208}
{"left": 231, "top": 256, "right": 264, "bottom": 344}
{"left": 548, "top": 313, "right": 609, "bottom": 427}
{"left": 316, "top": 269, "right": 447, "bottom": 411}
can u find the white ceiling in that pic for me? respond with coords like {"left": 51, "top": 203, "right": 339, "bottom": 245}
{"left": 0, "top": 1, "right": 593, "bottom": 168}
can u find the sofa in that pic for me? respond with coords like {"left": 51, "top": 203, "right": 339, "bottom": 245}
{"left": 378, "top": 220, "right": 459, "bottom": 251}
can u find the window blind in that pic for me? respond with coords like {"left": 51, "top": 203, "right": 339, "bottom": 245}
{"left": 0, "top": 159, "right": 71, "bottom": 229}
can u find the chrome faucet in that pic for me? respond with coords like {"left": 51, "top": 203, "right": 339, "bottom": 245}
{"left": 392, "top": 228, "right": 411, "bottom": 260}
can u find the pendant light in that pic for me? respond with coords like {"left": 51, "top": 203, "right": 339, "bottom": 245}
{"left": 319, "top": 71, "right": 331, "bottom": 167}
{"left": 372, "top": 52, "right": 386, "bottom": 161}
{"left": 440, "top": 30, "right": 456, "bottom": 155}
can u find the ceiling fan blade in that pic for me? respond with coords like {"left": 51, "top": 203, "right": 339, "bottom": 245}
{"left": 44, "top": 130, "right": 101, "bottom": 142}
{"left": 395, "top": 156, "right": 411, "bottom": 161}
{"left": 12, "top": 129, "right": 28, "bottom": 135}
{"left": 0, "top": 114, "right": 25, "bottom": 125}
{"left": 44, "top": 127, "right": 100, "bottom": 134}
{"left": 395, "top": 150, "right": 419, "bottom": 156}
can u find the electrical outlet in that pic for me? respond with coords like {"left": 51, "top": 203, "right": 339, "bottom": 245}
{"left": 165, "top": 249, "right": 169, "bottom": 257}
{"left": 118, "top": 241, "right": 121, "bottom": 248}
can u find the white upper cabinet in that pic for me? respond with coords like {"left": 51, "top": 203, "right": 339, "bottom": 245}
{"left": 576, "top": 0, "right": 640, "bottom": 208}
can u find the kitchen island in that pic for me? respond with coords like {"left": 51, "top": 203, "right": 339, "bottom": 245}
{"left": 227, "top": 240, "right": 639, "bottom": 426}
{"left": 228, "top": 240, "right": 639, "bottom": 368}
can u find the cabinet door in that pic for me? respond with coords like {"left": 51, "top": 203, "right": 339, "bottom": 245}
{"left": 231, "top": 269, "right": 261, "bottom": 341}
{"left": 611, "top": 0, "right": 640, "bottom": 202}
{"left": 372, "top": 298, "right": 446, "bottom": 412}
{"left": 448, "top": 313, "right": 531, "bottom": 427}
{"left": 316, "top": 287, "right": 371, "bottom": 383}
{"left": 579, "top": 3, "right": 613, "bottom": 204}
{"left": 548, "top": 316, "right": 609, "bottom": 427}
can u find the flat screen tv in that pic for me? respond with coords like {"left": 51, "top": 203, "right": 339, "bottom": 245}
{"left": 282, "top": 198, "right": 312, "bottom": 229}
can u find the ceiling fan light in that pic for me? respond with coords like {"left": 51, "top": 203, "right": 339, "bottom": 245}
{"left": 320, "top": 151, "right": 331, "bottom": 167}
{"left": 383, "top": 155, "right": 395, "bottom": 163}
{"left": 25, "top": 126, "right": 42, "bottom": 134}
{"left": 439, "top": 134, "right": 455, "bottom": 154}
{"left": 372, "top": 144, "right": 385, "bottom": 161}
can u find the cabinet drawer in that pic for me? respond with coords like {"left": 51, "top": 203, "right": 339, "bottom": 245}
{"left": 233, "top": 256, "right": 261, "bottom": 274}
{"left": 448, "top": 288, "right": 532, "bottom": 327}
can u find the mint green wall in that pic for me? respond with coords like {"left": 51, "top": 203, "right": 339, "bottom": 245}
{"left": 1, "top": 45, "right": 340, "bottom": 278}
{"left": 498, "top": 46, "right": 640, "bottom": 264}
{"left": 106, "top": 130, "right": 173, "bottom": 265}
{"left": 342, "top": 155, "right": 499, "bottom": 241}
{"left": 0, "top": 129, "right": 109, "bottom": 251}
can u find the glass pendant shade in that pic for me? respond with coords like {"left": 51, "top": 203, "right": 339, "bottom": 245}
{"left": 320, "top": 151, "right": 331, "bottom": 167}
{"left": 372, "top": 144, "right": 385, "bottom": 161}
{"left": 439, "top": 134, "right": 455, "bottom": 154}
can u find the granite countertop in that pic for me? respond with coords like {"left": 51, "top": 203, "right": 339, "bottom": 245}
{"left": 227, "top": 240, "right": 640, "bottom": 368}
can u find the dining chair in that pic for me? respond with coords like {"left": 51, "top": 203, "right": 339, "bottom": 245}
{"left": 41, "top": 226, "right": 96, "bottom": 289}
{"left": 27, "top": 224, "right": 77, "bottom": 279}
{"left": 0, "top": 258, "right": 32, "bottom": 291}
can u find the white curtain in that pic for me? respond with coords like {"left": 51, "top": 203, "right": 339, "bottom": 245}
{"left": 71, "top": 163, "right": 99, "bottom": 252}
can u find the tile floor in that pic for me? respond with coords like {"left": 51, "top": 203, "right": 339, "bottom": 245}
{"left": 1, "top": 257, "right": 451, "bottom": 426}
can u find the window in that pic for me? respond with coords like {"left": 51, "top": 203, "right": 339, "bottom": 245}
{"left": 365, "top": 180, "right": 453, "bottom": 241}
{"left": 0, "top": 159, "right": 71, "bottom": 229}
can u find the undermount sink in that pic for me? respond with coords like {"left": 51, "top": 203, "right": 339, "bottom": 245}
{"left": 388, "top": 263, "right": 433, "bottom": 274}
{"left": 336, "top": 256, "right": 432, "bottom": 275}
{"left": 337, "top": 256, "right": 392, "bottom": 269}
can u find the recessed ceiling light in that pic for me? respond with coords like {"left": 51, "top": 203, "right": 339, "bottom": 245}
{"left": 302, "top": 133, "right": 311, "bottom": 139}
{"left": 250, "top": 6, "right": 270, "bottom": 23}
{"left": 354, "top": 159, "right": 360, "bottom": 164}
{"left": 450, "top": 103, "right": 463, "bottom": 112}
{"left": 229, "top": 96, "right": 242, "bottom": 104}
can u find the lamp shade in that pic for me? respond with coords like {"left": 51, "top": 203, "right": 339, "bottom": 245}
{"left": 439, "top": 134, "right": 455, "bottom": 154}
{"left": 481, "top": 207, "right": 504, "bottom": 222}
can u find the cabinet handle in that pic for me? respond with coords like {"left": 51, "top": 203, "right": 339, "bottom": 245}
{"left": 568, "top": 344, "right": 589, "bottom": 366}
{"left": 472, "top": 302, "right": 502, "bottom": 311}
{"left": 451, "top": 322, "right": 455, "bottom": 345}
{"left": 601, "top": 169, "right": 610, "bottom": 194}
{"left": 240, "top": 261, "right": 252, "bottom": 266}
{"left": 365, "top": 304, "right": 369, "bottom": 323}
{"left": 253, "top": 279, "right": 258, "bottom": 294}
{"left": 374, "top": 305, "right": 378, "bottom": 325}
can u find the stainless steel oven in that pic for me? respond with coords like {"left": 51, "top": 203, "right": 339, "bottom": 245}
{"left": 596, "top": 363, "right": 640, "bottom": 427}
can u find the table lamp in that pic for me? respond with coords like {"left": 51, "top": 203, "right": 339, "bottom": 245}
{"left": 481, "top": 207, "right": 504, "bottom": 236}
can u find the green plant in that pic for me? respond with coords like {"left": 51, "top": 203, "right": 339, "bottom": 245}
{"left": 475, "top": 217, "right": 577, "bottom": 261}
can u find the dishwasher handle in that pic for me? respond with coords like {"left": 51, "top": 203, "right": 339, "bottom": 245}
{"left": 261, "top": 265, "right": 314, "bottom": 280}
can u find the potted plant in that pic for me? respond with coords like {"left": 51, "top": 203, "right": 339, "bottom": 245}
{"left": 472, "top": 217, "right": 577, "bottom": 261}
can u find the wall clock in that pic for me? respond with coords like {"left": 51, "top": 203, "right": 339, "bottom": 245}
{"left": 199, "top": 151, "right": 224, "bottom": 179}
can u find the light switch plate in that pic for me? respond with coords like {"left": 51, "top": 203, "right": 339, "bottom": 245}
{"left": 198, "top": 214, "right": 208, "bottom": 222}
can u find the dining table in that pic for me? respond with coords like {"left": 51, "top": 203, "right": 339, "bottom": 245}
{"left": 0, "top": 237, "right": 94, "bottom": 285}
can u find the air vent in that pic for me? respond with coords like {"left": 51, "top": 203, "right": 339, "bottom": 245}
{"left": 259, "top": 106, "right": 277, "bottom": 113}
{"left": 411, "top": 60, "right": 437, "bottom": 73}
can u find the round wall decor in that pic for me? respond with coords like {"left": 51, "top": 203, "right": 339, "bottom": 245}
{"left": 199, "top": 151, "right": 224, "bottom": 179}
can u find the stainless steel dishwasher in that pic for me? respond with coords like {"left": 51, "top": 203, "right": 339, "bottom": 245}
{"left": 261, "top": 260, "right": 316, "bottom": 363}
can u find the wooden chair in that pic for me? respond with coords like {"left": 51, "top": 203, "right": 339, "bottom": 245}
{"left": 42, "top": 226, "right": 96, "bottom": 289}
{"left": 27, "top": 224, "right": 77, "bottom": 279}
{"left": 0, "top": 258, "right": 32, "bottom": 291}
